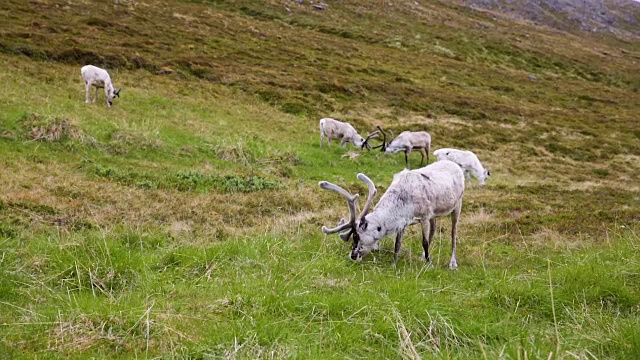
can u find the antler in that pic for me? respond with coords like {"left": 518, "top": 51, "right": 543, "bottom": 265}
{"left": 370, "top": 126, "right": 393, "bottom": 151}
{"left": 356, "top": 173, "right": 377, "bottom": 220}
{"left": 327, "top": 218, "right": 350, "bottom": 234}
{"left": 319, "top": 181, "right": 359, "bottom": 238}
{"left": 387, "top": 129, "right": 394, "bottom": 142}
{"left": 320, "top": 174, "right": 376, "bottom": 240}
{"left": 361, "top": 129, "right": 381, "bottom": 150}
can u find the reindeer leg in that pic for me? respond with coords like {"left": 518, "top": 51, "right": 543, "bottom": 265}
{"left": 405, "top": 148, "right": 412, "bottom": 169}
{"left": 394, "top": 231, "right": 404, "bottom": 266}
{"left": 421, "top": 148, "right": 429, "bottom": 165}
{"left": 422, "top": 218, "right": 436, "bottom": 265}
{"left": 85, "top": 82, "right": 91, "bottom": 103}
{"left": 449, "top": 201, "right": 462, "bottom": 270}
{"left": 94, "top": 86, "right": 99, "bottom": 103}
{"left": 419, "top": 149, "right": 424, "bottom": 166}
{"left": 429, "top": 218, "right": 436, "bottom": 243}
{"left": 320, "top": 132, "right": 324, "bottom": 148}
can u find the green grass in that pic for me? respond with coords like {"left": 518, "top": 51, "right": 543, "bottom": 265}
{"left": 0, "top": 0, "right": 639, "bottom": 358}
{"left": 1, "top": 223, "right": 639, "bottom": 358}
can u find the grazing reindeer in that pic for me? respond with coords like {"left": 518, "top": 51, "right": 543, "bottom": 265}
{"left": 319, "top": 118, "right": 365, "bottom": 148}
{"left": 81, "top": 65, "right": 121, "bottom": 108}
{"left": 384, "top": 131, "right": 432, "bottom": 169}
{"left": 434, "top": 148, "right": 490, "bottom": 186}
{"left": 319, "top": 160, "right": 465, "bottom": 268}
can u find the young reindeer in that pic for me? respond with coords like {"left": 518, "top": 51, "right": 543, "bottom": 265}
{"left": 384, "top": 131, "right": 432, "bottom": 169}
{"left": 433, "top": 148, "right": 490, "bottom": 186}
{"left": 81, "top": 65, "right": 121, "bottom": 108}
{"left": 319, "top": 118, "right": 365, "bottom": 148}
{"left": 319, "top": 160, "right": 465, "bottom": 268}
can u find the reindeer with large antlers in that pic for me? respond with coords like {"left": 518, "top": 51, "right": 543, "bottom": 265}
{"left": 319, "top": 160, "right": 465, "bottom": 268}
{"left": 384, "top": 131, "right": 432, "bottom": 169}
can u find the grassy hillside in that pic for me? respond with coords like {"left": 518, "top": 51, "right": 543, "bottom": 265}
{"left": 0, "top": 0, "right": 639, "bottom": 358}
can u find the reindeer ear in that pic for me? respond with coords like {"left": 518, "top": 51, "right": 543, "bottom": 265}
{"left": 358, "top": 218, "right": 368, "bottom": 231}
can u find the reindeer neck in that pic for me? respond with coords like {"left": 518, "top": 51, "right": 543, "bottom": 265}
{"left": 367, "top": 191, "right": 415, "bottom": 232}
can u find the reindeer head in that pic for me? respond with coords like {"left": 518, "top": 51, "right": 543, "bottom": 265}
{"left": 479, "top": 168, "right": 490, "bottom": 185}
{"left": 352, "top": 134, "right": 366, "bottom": 148}
{"left": 107, "top": 88, "right": 121, "bottom": 106}
{"left": 319, "top": 173, "right": 387, "bottom": 260}
{"left": 384, "top": 132, "right": 408, "bottom": 155}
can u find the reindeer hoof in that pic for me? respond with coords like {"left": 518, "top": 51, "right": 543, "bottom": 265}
{"left": 449, "top": 260, "right": 458, "bottom": 270}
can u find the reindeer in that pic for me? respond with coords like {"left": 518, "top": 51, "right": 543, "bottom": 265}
{"left": 384, "top": 131, "right": 432, "bottom": 169}
{"left": 81, "top": 65, "right": 121, "bottom": 108}
{"left": 433, "top": 148, "right": 490, "bottom": 186}
{"left": 319, "top": 118, "right": 365, "bottom": 148}
{"left": 319, "top": 160, "right": 465, "bottom": 268}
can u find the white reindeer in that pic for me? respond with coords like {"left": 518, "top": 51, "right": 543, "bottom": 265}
{"left": 433, "top": 148, "right": 490, "bottom": 186}
{"left": 384, "top": 131, "right": 432, "bottom": 169}
{"left": 81, "top": 65, "right": 121, "bottom": 108}
{"left": 319, "top": 118, "right": 365, "bottom": 148}
{"left": 319, "top": 160, "right": 465, "bottom": 269}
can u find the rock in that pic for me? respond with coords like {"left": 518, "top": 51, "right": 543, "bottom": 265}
{"left": 157, "top": 66, "right": 175, "bottom": 75}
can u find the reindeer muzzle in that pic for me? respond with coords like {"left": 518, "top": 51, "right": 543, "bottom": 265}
{"left": 350, "top": 250, "right": 362, "bottom": 261}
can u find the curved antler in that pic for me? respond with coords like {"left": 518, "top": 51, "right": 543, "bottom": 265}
{"left": 386, "top": 129, "right": 394, "bottom": 143}
{"left": 322, "top": 218, "right": 351, "bottom": 235}
{"left": 373, "top": 126, "right": 394, "bottom": 151}
{"left": 339, "top": 230, "right": 353, "bottom": 241}
{"left": 356, "top": 173, "right": 377, "bottom": 220}
{"left": 362, "top": 129, "right": 381, "bottom": 150}
{"left": 375, "top": 126, "right": 386, "bottom": 150}
{"left": 319, "top": 181, "right": 360, "bottom": 237}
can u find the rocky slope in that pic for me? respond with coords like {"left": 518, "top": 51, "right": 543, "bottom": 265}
{"left": 460, "top": 0, "right": 640, "bottom": 39}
